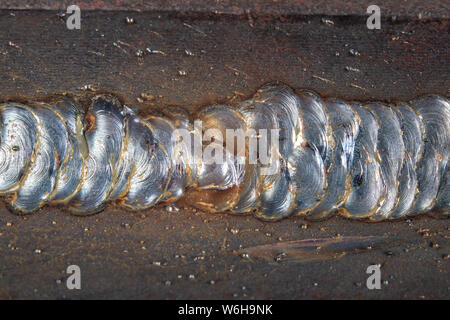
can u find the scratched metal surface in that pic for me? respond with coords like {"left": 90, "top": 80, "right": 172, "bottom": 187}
{"left": 0, "top": 7, "right": 448, "bottom": 299}
{"left": 2, "top": 0, "right": 450, "bottom": 18}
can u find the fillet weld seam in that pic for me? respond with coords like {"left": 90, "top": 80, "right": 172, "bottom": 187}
{"left": 0, "top": 82, "right": 448, "bottom": 221}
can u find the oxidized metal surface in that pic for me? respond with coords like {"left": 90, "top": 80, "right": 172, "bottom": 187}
{"left": 0, "top": 6, "right": 448, "bottom": 300}
{"left": 0, "top": 84, "right": 448, "bottom": 221}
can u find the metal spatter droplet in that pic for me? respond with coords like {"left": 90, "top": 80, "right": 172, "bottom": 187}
{"left": 0, "top": 83, "right": 448, "bottom": 221}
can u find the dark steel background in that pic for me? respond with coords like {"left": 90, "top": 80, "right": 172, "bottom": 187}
{"left": 0, "top": 1, "right": 448, "bottom": 299}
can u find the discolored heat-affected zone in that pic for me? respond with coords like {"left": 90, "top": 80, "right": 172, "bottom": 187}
{"left": 0, "top": 83, "right": 448, "bottom": 221}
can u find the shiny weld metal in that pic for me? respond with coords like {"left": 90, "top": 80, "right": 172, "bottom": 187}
{"left": 0, "top": 83, "right": 448, "bottom": 221}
